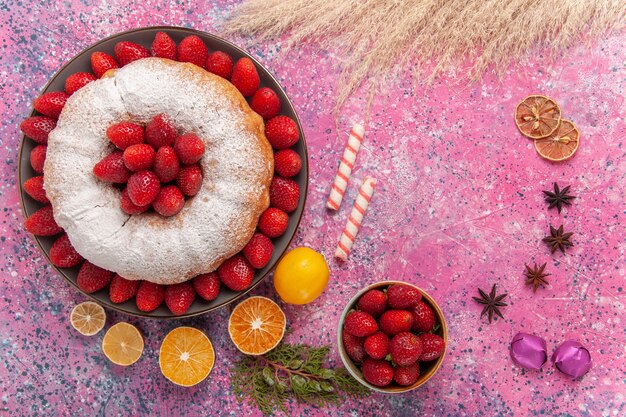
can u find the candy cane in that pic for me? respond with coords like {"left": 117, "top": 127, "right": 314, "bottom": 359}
{"left": 335, "top": 176, "right": 377, "bottom": 260}
{"left": 326, "top": 123, "right": 365, "bottom": 210}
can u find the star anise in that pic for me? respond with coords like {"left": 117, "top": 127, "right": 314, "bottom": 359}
{"left": 472, "top": 284, "right": 508, "bottom": 324}
{"left": 543, "top": 224, "right": 574, "bottom": 254}
{"left": 543, "top": 182, "right": 576, "bottom": 213}
{"left": 524, "top": 263, "right": 550, "bottom": 292}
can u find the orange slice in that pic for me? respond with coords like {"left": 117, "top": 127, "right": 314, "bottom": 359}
{"left": 534, "top": 119, "right": 580, "bottom": 162}
{"left": 70, "top": 301, "right": 106, "bottom": 336}
{"left": 515, "top": 95, "right": 562, "bottom": 139}
{"left": 228, "top": 296, "right": 286, "bottom": 355}
{"left": 102, "top": 322, "right": 144, "bottom": 366}
{"left": 159, "top": 327, "right": 215, "bottom": 387}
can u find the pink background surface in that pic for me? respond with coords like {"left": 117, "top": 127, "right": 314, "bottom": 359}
{"left": 1, "top": 1, "right": 625, "bottom": 416}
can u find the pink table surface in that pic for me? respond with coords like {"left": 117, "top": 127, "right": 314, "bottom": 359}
{"left": 1, "top": 1, "right": 625, "bottom": 416}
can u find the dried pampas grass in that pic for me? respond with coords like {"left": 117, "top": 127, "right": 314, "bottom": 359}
{"left": 225, "top": 0, "right": 625, "bottom": 111}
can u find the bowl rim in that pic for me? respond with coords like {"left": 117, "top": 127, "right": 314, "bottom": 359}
{"left": 17, "top": 25, "right": 309, "bottom": 319}
{"left": 337, "top": 280, "right": 448, "bottom": 393}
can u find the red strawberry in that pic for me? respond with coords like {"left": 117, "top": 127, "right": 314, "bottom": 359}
{"left": 146, "top": 113, "right": 177, "bottom": 148}
{"left": 109, "top": 274, "right": 140, "bottom": 304}
{"left": 273, "top": 149, "right": 302, "bottom": 178}
{"left": 24, "top": 205, "right": 62, "bottom": 236}
{"left": 165, "top": 282, "right": 196, "bottom": 315}
{"left": 127, "top": 170, "right": 160, "bottom": 206}
{"left": 20, "top": 116, "right": 56, "bottom": 144}
{"left": 364, "top": 331, "right": 390, "bottom": 360}
{"left": 357, "top": 289, "right": 387, "bottom": 318}
{"left": 258, "top": 207, "right": 289, "bottom": 238}
{"left": 152, "top": 185, "right": 185, "bottom": 217}
{"left": 91, "top": 52, "right": 119, "bottom": 78}
{"left": 151, "top": 31, "right": 177, "bottom": 60}
{"left": 342, "top": 329, "right": 366, "bottom": 363}
{"left": 379, "top": 310, "right": 414, "bottom": 336}
{"left": 387, "top": 284, "right": 422, "bottom": 309}
{"left": 33, "top": 91, "right": 68, "bottom": 119}
{"left": 250, "top": 87, "right": 281, "bottom": 119}
{"left": 206, "top": 51, "right": 233, "bottom": 79}
{"left": 177, "top": 35, "right": 208, "bottom": 68}
{"left": 411, "top": 301, "right": 437, "bottom": 333}
{"left": 217, "top": 255, "right": 254, "bottom": 291}
{"left": 193, "top": 272, "right": 221, "bottom": 301}
{"left": 136, "top": 281, "right": 165, "bottom": 312}
{"left": 174, "top": 133, "right": 205, "bottom": 164}
{"left": 114, "top": 41, "right": 150, "bottom": 66}
{"left": 153, "top": 146, "right": 180, "bottom": 182}
{"left": 30, "top": 145, "right": 47, "bottom": 173}
{"left": 231, "top": 57, "right": 260, "bottom": 97}
{"left": 270, "top": 177, "right": 300, "bottom": 213}
{"left": 243, "top": 233, "right": 274, "bottom": 269}
{"left": 49, "top": 233, "right": 83, "bottom": 268}
{"left": 23, "top": 176, "right": 49, "bottom": 203}
{"left": 77, "top": 261, "right": 113, "bottom": 293}
{"left": 64, "top": 72, "right": 96, "bottom": 95}
{"left": 361, "top": 358, "right": 393, "bottom": 387}
{"left": 418, "top": 333, "right": 445, "bottom": 362}
{"left": 123, "top": 144, "right": 156, "bottom": 172}
{"left": 176, "top": 164, "right": 202, "bottom": 197}
{"left": 93, "top": 151, "right": 131, "bottom": 183}
{"left": 120, "top": 188, "right": 150, "bottom": 215}
{"left": 343, "top": 310, "right": 378, "bottom": 337}
{"left": 265, "top": 116, "right": 299, "bottom": 149}
{"left": 394, "top": 364, "right": 420, "bottom": 386}
{"left": 390, "top": 332, "right": 423, "bottom": 366}
{"left": 106, "top": 122, "right": 145, "bottom": 150}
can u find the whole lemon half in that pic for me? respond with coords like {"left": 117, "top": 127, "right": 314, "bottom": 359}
{"left": 273, "top": 247, "right": 330, "bottom": 304}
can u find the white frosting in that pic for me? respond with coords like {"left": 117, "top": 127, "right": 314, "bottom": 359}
{"left": 44, "top": 58, "right": 273, "bottom": 284}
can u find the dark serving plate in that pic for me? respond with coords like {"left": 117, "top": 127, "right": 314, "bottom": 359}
{"left": 18, "top": 26, "right": 308, "bottom": 319}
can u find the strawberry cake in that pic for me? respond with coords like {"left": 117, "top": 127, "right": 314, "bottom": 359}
{"left": 43, "top": 57, "right": 274, "bottom": 285}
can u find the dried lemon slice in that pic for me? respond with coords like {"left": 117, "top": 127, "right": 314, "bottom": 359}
{"left": 534, "top": 119, "right": 580, "bottom": 162}
{"left": 102, "top": 322, "right": 144, "bottom": 366}
{"left": 515, "top": 95, "right": 562, "bottom": 139}
{"left": 159, "top": 327, "right": 215, "bottom": 387}
{"left": 70, "top": 301, "right": 106, "bottom": 336}
{"left": 228, "top": 296, "right": 286, "bottom": 355}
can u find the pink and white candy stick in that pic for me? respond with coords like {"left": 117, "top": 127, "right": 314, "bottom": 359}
{"left": 326, "top": 123, "right": 365, "bottom": 210}
{"left": 335, "top": 176, "right": 377, "bottom": 261}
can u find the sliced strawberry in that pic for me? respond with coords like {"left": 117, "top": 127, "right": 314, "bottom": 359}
{"left": 258, "top": 207, "right": 289, "bottom": 238}
{"left": 50, "top": 233, "right": 83, "bottom": 268}
{"left": 153, "top": 146, "right": 180, "bottom": 183}
{"left": 265, "top": 115, "right": 299, "bottom": 149}
{"left": 33, "top": 91, "right": 68, "bottom": 119}
{"left": 243, "top": 233, "right": 274, "bottom": 269}
{"left": 23, "top": 176, "right": 49, "bottom": 203}
{"left": 93, "top": 151, "right": 132, "bottom": 183}
{"left": 164, "top": 282, "right": 196, "bottom": 315}
{"left": 64, "top": 72, "right": 96, "bottom": 95}
{"left": 145, "top": 113, "right": 177, "bottom": 148}
{"left": 193, "top": 272, "right": 221, "bottom": 301}
{"left": 126, "top": 170, "right": 160, "bottom": 206}
{"left": 109, "top": 274, "right": 140, "bottom": 304}
{"left": 120, "top": 188, "right": 150, "bottom": 215}
{"left": 177, "top": 35, "right": 208, "bottom": 68}
{"left": 30, "top": 145, "right": 47, "bottom": 174}
{"left": 250, "top": 87, "right": 281, "bottom": 119}
{"left": 174, "top": 133, "right": 205, "bottom": 164}
{"left": 136, "top": 281, "right": 165, "bottom": 312}
{"left": 274, "top": 149, "right": 302, "bottom": 178}
{"left": 91, "top": 52, "right": 119, "bottom": 78}
{"left": 217, "top": 255, "right": 254, "bottom": 291}
{"left": 152, "top": 185, "right": 185, "bottom": 217}
{"left": 20, "top": 116, "right": 56, "bottom": 144}
{"left": 206, "top": 51, "right": 233, "bottom": 79}
{"left": 176, "top": 164, "right": 202, "bottom": 197}
{"left": 106, "top": 122, "right": 145, "bottom": 150}
{"left": 77, "top": 261, "right": 113, "bottom": 293}
{"left": 114, "top": 41, "right": 150, "bottom": 66}
{"left": 123, "top": 144, "right": 156, "bottom": 172}
{"left": 270, "top": 176, "right": 300, "bottom": 213}
{"left": 231, "top": 57, "right": 260, "bottom": 97}
{"left": 24, "top": 205, "right": 62, "bottom": 236}
{"left": 151, "top": 31, "right": 177, "bottom": 60}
